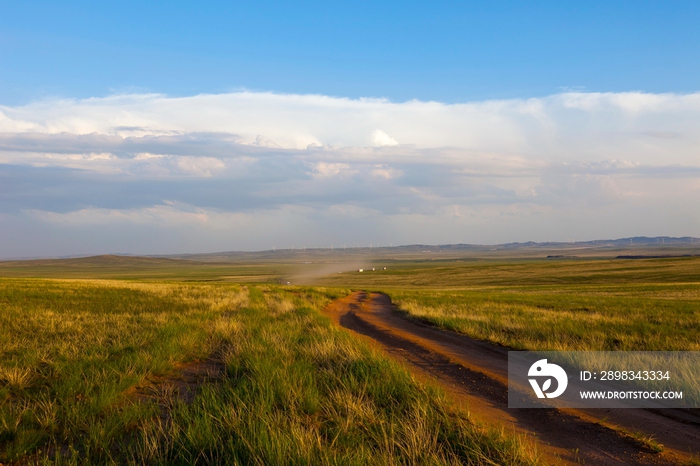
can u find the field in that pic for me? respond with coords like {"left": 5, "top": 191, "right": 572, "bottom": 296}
{"left": 0, "top": 279, "right": 536, "bottom": 465}
{"left": 318, "top": 257, "right": 700, "bottom": 351}
{"left": 1, "top": 251, "right": 700, "bottom": 464}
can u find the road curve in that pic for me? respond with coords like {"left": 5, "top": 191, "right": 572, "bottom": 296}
{"left": 323, "top": 291, "right": 700, "bottom": 466}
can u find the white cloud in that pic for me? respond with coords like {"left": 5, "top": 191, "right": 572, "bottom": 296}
{"left": 0, "top": 90, "right": 698, "bottom": 162}
{"left": 175, "top": 156, "right": 226, "bottom": 177}
{"left": 311, "top": 162, "right": 355, "bottom": 178}
{"left": 371, "top": 129, "right": 399, "bottom": 147}
{"left": 370, "top": 164, "right": 402, "bottom": 179}
{"left": 1, "top": 90, "right": 699, "bottom": 256}
{"left": 27, "top": 202, "right": 212, "bottom": 225}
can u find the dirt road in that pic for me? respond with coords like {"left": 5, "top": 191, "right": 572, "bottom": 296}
{"left": 323, "top": 291, "right": 700, "bottom": 466}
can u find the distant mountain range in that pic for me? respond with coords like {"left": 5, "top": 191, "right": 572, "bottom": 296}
{"left": 165, "top": 236, "right": 700, "bottom": 262}
{"left": 3, "top": 236, "right": 699, "bottom": 262}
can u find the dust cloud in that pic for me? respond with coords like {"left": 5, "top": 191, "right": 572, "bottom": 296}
{"left": 286, "top": 259, "right": 375, "bottom": 285}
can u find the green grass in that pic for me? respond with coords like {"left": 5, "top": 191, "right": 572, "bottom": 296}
{"left": 317, "top": 257, "right": 700, "bottom": 352}
{"left": 626, "top": 431, "right": 664, "bottom": 453}
{"left": 386, "top": 283, "right": 700, "bottom": 351}
{"left": 4, "top": 255, "right": 698, "bottom": 463}
{"left": 0, "top": 279, "right": 538, "bottom": 465}
{"left": 340, "top": 258, "right": 700, "bottom": 406}
{"left": 0, "top": 256, "right": 288, "bottom": 282}
{"left": 319, "top": 256, "right": 700, "bottom": 288}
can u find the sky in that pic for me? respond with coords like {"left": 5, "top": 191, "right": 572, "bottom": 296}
{"left": 1, "top": 1, "right": 699, "bottom": 257}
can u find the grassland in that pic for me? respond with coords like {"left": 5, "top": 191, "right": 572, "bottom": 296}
{"left": 0, "top": 256, "right": 289, "bottom": 282}
{"left": 388, "top": 283, "right": 700, "bottom": 351}
{"left": 0, "top": 278, "right": 537, "bottom": 465}
{"left": 319, "top": 256, "right": 700, "bottom": 288}
{"left": 319, "top": 257, "right": 700, "bottom": 352}
{"left": 2, "top": 252, "right": 699, "bottom": 463}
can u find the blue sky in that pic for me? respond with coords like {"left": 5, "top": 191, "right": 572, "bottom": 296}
{"left": 0, "top": 1, "right": 699, "bottom": 257}
{"left": 2, "top": 1, "right": 700, "bottom": 104}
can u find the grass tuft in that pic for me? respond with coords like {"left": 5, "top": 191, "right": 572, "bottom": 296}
{"left": 0, "top": 366, "right": 33, "bottom": 391}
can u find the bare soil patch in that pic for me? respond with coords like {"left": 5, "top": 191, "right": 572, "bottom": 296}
{"left": 131, "top": 359, "right": 225, "bottom": 408}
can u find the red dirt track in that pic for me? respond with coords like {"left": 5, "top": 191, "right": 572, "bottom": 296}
{"left": 323, "top": 291, "right": 700, "bottom": 466}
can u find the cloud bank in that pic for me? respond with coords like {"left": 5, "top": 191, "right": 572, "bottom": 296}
{"left": 0, "top": 91, "right": 699, "bottom": 257}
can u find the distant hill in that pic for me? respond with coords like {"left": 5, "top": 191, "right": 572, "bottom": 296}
{"left": 1, "top": 238, "right": 699, "bottom": 281}
{"left": 0, "top": 254, "right": 188, "bottom": 268}
{"left": 165, "top": 236, "right": 700, "bottom": 262}
{"left": 2, "top": 236, "right": 699, "bottom": 264}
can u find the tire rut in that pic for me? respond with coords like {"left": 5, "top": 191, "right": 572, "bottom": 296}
{"left": 324, "top": 291, "right": 699, "bottom": 466}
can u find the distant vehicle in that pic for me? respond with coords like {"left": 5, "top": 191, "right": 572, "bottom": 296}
{"left": 358, "top": 269, "right": 364, "bottom": 272}
{"left": 383, "top": 267, "right": 387, "bottom": 270}
{"left": 372, "top": 268, "right": 375, "bottom": 271}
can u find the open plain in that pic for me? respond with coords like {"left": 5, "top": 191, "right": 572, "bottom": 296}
{"left": 1, "top": 243, "right": 699, "bottom": 465}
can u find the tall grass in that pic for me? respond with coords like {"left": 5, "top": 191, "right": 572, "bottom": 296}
{"left": 387, "top": 284, "right": 700, "bottom": 351}
{"left": 0, "top": 280, "right": 250, "bottom": 462}
{"left": 0, "top": 279, "right": 538, "bottom": 465}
